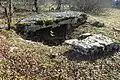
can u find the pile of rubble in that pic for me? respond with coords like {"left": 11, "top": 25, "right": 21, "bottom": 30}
{"left": 65, "top": 33, "right": 120, "bottom": 55}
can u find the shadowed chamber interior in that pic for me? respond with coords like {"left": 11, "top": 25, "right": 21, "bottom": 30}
{"left": 20, "top": 24, "right": 68, "bottom": 46}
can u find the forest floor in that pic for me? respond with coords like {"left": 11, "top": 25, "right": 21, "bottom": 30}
{"left": 0, "top": 8, "right": 120, "bottom": 80}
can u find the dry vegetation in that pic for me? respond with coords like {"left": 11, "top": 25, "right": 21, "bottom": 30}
{"left": 0, "top": 8, "right": 120, "bottom": 80}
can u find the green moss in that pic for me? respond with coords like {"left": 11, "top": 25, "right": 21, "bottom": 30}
{"left": 44, "top": 19, "right": 53, "bottom": 26}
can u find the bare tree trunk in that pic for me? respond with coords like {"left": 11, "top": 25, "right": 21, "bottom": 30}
{"left": 8, "top": 0, "right": 13, "bottom": 30}
{"left": 0, "top": 1, "right": 13, "bottom": 30}
{"left": 34, "top": 0, "right": 38, "bottom": 13}
{"left": 0, "top": 2, "right": 8, "bottom": 21}
{"left": 57, "top": 0, "right": 62, "bottom": 10}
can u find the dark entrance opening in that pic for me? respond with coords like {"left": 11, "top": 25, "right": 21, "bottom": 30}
{"left": 16, "top": 24, "right": 72, "bottom": 46}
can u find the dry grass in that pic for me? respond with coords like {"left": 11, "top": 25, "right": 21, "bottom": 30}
{"left": 85, "top": 8, "right": 120, "bottom": 42}
{"left": 0, "top": 8, "right": 120, "bottom": 80}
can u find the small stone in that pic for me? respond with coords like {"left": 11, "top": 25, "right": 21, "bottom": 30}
{"left": 64, "top": 39, "right": 78, "bottom": 45}
{"left": 9, "top": 47, "right": 18, "bottom": 52}
{"left": 79, "top": 33, "right": 92, "bottom": 39}
{"left": 91, "top": 21, "right": 105, "bottom": 27}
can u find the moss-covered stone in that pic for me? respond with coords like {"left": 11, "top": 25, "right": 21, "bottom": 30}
{"left": 15, "top": 11, "right": 87, "bottom": 32}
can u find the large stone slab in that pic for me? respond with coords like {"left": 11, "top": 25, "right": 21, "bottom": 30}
{"left": 65, "top": 34, "right": 120, "bottom": 55}
{"left": 15, "top": 11, "right": 87, "bottom": 33}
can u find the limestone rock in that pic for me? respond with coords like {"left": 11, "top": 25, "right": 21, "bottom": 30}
{"left": 65, "top": 34, "right": 120, "bottom": 55}
{"left": 90, "top": 21, "right": 105, "bottom": 27}
{"left": 15, "top": 11, "right": 87, "bottom": 33}
{"left": 78, "top": 33, "right": 92, "bottom": 39}
{"left": 64, "top": 39, "right": 78, "bottom": 45}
